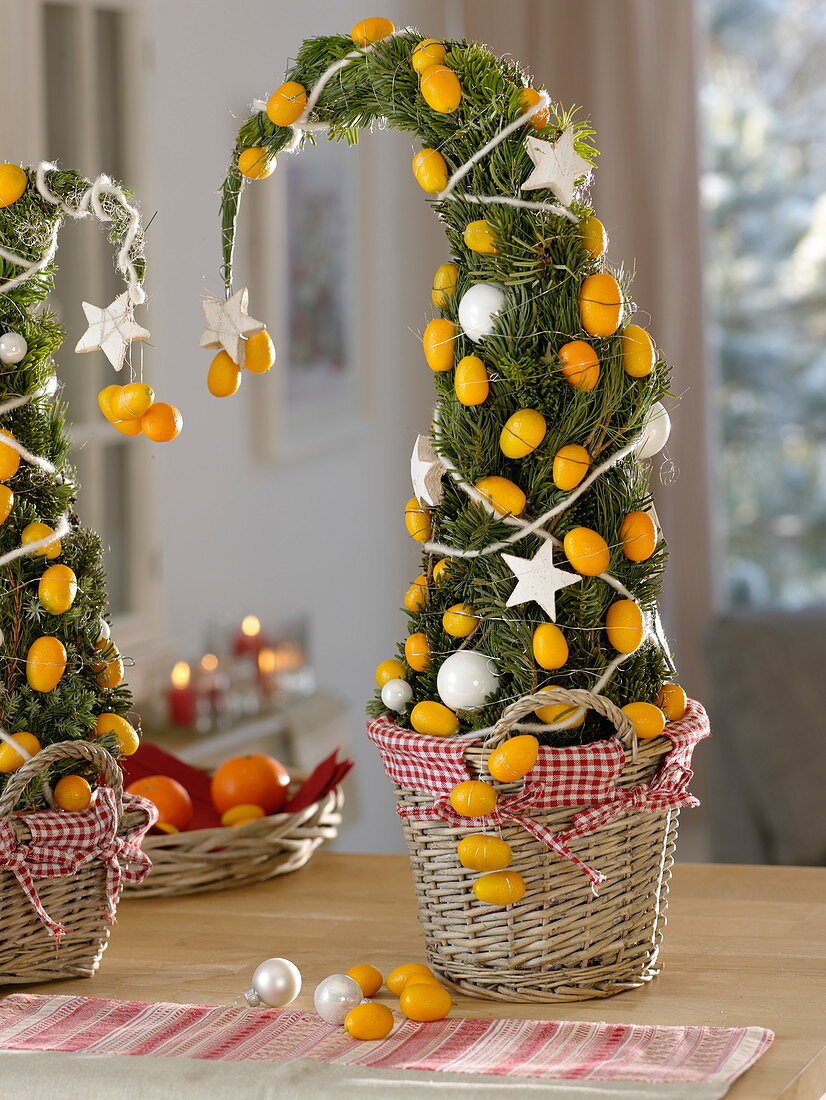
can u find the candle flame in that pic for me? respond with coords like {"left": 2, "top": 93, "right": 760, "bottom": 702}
{"left": 258, "top": 647, "right": 277, "bottom": 674}
{"left": 201, "top": 653, "right": 219, "bottom": 672}
{"left": 241, "top": 615, "right": 261, "bottom": 638}
{"left": 171, "top": 661, "right": 191, "bottom": 689}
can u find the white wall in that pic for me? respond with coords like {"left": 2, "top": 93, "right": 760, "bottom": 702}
{"left": 143, "top": 0, "right": 447, "bottom": 851}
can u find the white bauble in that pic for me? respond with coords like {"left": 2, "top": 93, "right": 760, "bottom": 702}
{"left": 313, "top": 973, "right": 363, "bottom": 1025}
{"left": 0, "top": 333, "right": 28, "bottom": 365}
{"left": 437, "top": 651, "right": 500, "bottom": 711}
{"left": 381, "top": 677, "right": 413, "bottom": 712}
{"left": 97, "top": 619, "right": 111, "bottom": 642}
{"left": 457, "top": 282, "right": 505, "bottom": 343}
{"left": 243, "top": 957, "right": 302, "bottom": 1008}
{"left": 637, "top": 401, "right": 671, "bottom": 459}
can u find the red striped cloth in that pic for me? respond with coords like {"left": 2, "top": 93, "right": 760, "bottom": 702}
{"left": 0, "top": 994, "right": 772, "bottom": 1088}
{"left": 367, "top": 700, "right": 710, "bottom": 889}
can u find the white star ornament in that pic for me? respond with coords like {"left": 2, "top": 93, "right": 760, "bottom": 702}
{"left": 521, "top": 128, "right": 593, "bottom": 207}
{"left": 74, "top": 292, "right": 150, "bottom": 371}
{"left": 502, "top": 540, "right": 581, "bottom": 621}
{"left": 411, "top": 434, "right": 446, "bottom": 508}
{"left": 200, "top": 287, "right": 264, "bottom": 366}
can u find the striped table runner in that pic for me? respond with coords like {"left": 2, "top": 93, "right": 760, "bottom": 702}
{"left": 0, "top": 995, "right": 772, "bottom": 1097}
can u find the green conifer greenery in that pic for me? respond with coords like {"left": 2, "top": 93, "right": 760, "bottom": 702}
{"left": 219, "top": 29, "right": 674, "bottom": 746}
{"left": 0, "top": 168, "right": 144, "bottom": 807}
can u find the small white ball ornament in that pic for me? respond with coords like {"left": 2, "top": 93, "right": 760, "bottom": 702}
{"left": 381, "top": 677, "right": 413, "bottom": 711}
{"left": 0, "top": 333, "right": 28, "bottom": 365}
{"left": 437, "top": 650, "right": 500, "bottom": 711}
{"left": 457, "top": 282, "right": 505, "bottom": 343}
{"left": 313, "top": 973, "right": 364, "bottom": 1025}
{"left": 637, "top": 401, "right": 671, "bottom": 459}
{"left": 97, "top": 619, "right": 111, "bottom": 642}
{"left": 242, "top": 957, "right": 302, "bottom": 1008}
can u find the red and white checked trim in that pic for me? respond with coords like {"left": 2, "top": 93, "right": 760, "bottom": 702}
{"left": 0, "top": 788, "right": 157, "bottom": 940}
{"left": 367, "top": 699, "right": 709, "bottom": 889}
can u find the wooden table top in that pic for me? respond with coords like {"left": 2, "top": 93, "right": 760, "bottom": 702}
{"left": 21, "top": 854, "right": 826, "bottom": 1100}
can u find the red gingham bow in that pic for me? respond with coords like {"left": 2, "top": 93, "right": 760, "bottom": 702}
{"left": 367, "top": 700, "right": 709, "bottom": 891}
{"left": 0, "top": 788, "right": 157, "bottom": 941}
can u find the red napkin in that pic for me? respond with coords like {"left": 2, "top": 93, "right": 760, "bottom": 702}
{"left": 284, "top": 749, "right": 353, "bottom": 813}
{"left": 120, "top": 744, "right": 353, "bottom": 831}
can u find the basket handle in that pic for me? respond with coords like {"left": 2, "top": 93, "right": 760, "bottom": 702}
{"left": 483, "top": 688, "right": 635, "bottom": 751}
{"left": 0, "top": 740, "right": 124, "bottom": 820}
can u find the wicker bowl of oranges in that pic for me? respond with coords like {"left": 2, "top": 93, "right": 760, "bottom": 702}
{"left": 122, "top": 752, "right": 344, "bottom": 897}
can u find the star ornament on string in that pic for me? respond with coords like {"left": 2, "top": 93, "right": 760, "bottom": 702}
{"left": 410, "top": 433, "right": 446, "bottom": 507}
{"left": 502, "top": 540, "right": 581, "bottom": 621}
{"left": 520, "top": 127, "right": 593, "bottom": 207}
{"left": 200, "top": 287, "right": 264, "bottom": 366}
{"left": 74, "top": 292, "right": 150, "bottom": 371}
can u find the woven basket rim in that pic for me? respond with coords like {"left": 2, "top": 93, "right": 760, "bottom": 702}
{"left": 136, "top": 785, "right": 341, "bottom": 849}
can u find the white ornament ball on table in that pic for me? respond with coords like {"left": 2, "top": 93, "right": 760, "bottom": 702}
{"left": 458, "top": 282, "right": 505, "bottom": 343}
{"left": 437, "top": 650, "right": 500, "bottom": 711}
{"left": 637, "top": 401, "right": 671, "bottom": 459}
{"left": 243, "top": 957, "right": 302, "bottom": 1008}
{"left": 381, "top": 678, "right": 413, "bottom": 712}
{"left": 313, "top": 973, "right": 364, "bottom": 1025}
{"left": 0, "top": 333, "right": 28, "bottom": 365}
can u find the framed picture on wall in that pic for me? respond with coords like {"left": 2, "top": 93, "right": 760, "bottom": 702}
{"left": 245, "top": 138, "right": 368, "bottom": 463}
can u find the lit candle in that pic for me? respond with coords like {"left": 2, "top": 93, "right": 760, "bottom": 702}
{"left": 199, "top": 652, "right": 228, "bottom": 725}
{"left": 234, "top": 614, "right": 266, "bottom": 657}
{"left": 258, "top": 646, "right": 277, "bottom": 701}
{"left": 167, "top": 661, "right": 196, "bottom": 727}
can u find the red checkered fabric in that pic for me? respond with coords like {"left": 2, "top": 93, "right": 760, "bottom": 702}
{"left": 367, "top": 699, "right": 709, "bottom": 890}
{"left": 0, "top": 788, "right": 157, "bottom": 941}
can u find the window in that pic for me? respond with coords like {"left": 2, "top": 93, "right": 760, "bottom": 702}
{"left": 699, "top": 0, "right": 826, "bottom": 608}
{"left": 39, "top": 2, "right": 159, "bottom": 646}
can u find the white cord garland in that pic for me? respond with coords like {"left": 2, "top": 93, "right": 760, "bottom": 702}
{"left": 0, "top": 163, "right": 145, "bottom": 304}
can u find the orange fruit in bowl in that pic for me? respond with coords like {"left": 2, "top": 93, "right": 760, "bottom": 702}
{"left": 386, "top": 963, "right": 437, "bottom": 996}
{"left": 210, "top": 753, "right": 289, "bottom": 815}
{"left": 347, "top": 964, "right": 382, "bottom": 997}
{"left": 220, "top": 803, "right": 265, "bottom": 827}
{"left": 400, "top": 981, "right": 452, "bottom": 1021}
{"left": 126, "top": 775, "right": 194, "bottom": 831}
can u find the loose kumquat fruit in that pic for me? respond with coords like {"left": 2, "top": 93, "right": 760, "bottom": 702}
{"left": 386, "top": 963, "right": 436, "bottom": 996}
{"left": 344, "top": 1001, "right": 394, "bottom": 1040}
{"left": 400, "top": 982, "right": 452, "bottom": 1022}
{"left": 347, "top": 964, "right": 383, "bottom": 997}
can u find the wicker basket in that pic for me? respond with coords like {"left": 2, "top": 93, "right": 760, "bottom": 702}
{"left": 0, "top": 740, "right": 143, "bottom": 985}
{"left": 125, "top": 785, "right": 344, "bottom": 897}
{"left": 394, "top": 688, "right": 682, "bottom": 1003}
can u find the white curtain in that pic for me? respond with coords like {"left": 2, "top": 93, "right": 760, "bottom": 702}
{"left": 457, "top": 0, "right": 714, "bottom": 703}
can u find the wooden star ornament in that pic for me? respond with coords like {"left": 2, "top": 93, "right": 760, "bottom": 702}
{"left": 502, "top": 540, "right": 581, "bottom": 620}
{"left": 521, "top": 127, "right": 593, "bottom": 207}
{"left": 200, "top": 288, "right": 265, "bottom": 366}
{"left": 74, "top": 292, "right": 150, "bottom": 371}
{"left": 411, "top": 434, "right": 446, "bottom": 507}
